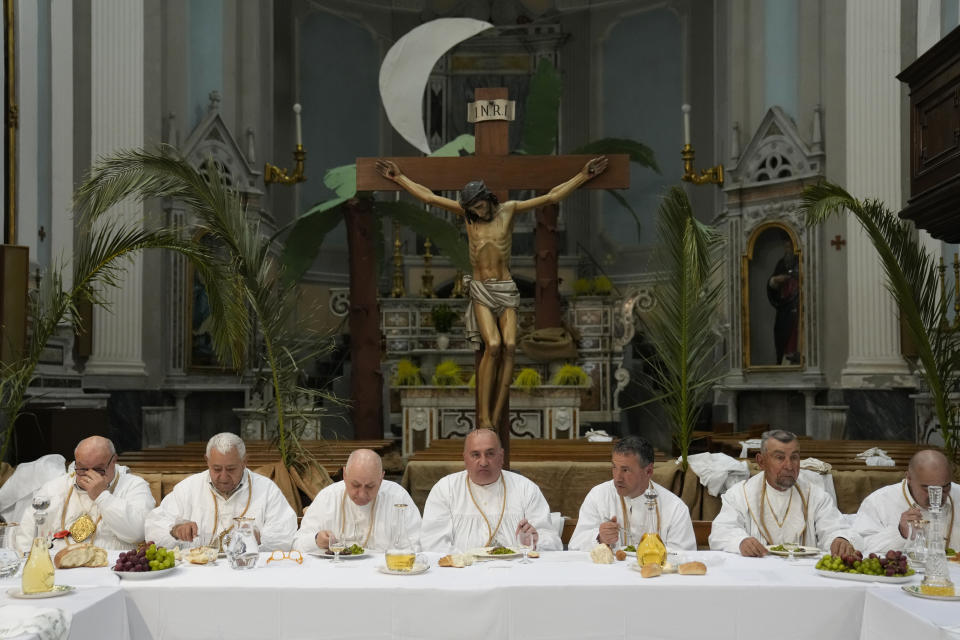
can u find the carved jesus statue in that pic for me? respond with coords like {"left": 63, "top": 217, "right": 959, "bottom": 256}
{"left": 376, "top": 156, "right": 609, "bottom": 429}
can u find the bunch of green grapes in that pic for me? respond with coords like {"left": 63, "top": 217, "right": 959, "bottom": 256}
{"left": 816, "top": 554, "right": 854, "bottom": 572}
{"left": 145, "top": 543, "right": 176, "bottom": 571}
{"left": 816, "top": 550, "right": 912, "bottom": 577}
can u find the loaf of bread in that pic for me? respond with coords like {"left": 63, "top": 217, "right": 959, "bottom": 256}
{"left": 640, "top": 562, "right": 662, "bottom": 578}
{"left": 438, "top": 555, "right": 454, "bottom": 567}
{"left": 527, "top": 551, "right": 539, "bottom": 559}
{"left": 54, "top": 543, "right": 105, "bottom": 568}
{"left": 678, "top": 561, "right": 707, "bottom": 575}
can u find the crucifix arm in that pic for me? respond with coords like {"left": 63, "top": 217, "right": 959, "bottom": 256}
{"left": 375, "top": 160, "right": 464, "bottom": 215}
{"left": 513, "top": 156, "right": 609, "bottom": 213}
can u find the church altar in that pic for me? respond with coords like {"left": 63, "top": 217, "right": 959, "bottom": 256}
{"left": 379, "top": 293, "right": 643, "bottom": 442}
{"left": 14, "top": 550, "right": 958, "bottom": 640}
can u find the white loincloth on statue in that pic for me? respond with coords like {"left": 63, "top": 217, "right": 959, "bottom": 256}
{"left": 463, "top": 276, "right": 520, "bottom": 350}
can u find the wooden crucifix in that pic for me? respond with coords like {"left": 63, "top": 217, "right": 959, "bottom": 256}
{"left": 357, "top": 88, "right": 629, "bottom": 464}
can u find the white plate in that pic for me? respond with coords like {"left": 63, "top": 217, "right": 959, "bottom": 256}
{"left": 377, "top": 563, "right": 429, "bottom": 576}
{"left": 901, "top": 585, "right": 960, "bottom": 600}
{"left": 814, "top": 568, "right": 915, "bottom": 584}
{"left": 469, "top": 547, "right": 522, "bottom": 560}
{"left": 766, "top": 545, "right": 821, "bottom": 557}
{"left": 309, "top": 550, "right": 368, "bottom": 560}
{"left": 112, "top": 565, "right": 179, "bottom": 580}
{"left": 6, "top": 585, "right": 75, "bottom": 599}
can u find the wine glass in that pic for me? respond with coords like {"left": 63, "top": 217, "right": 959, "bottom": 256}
{"left": 329, "top": 529, "right": 346, "bottom": 564}
{"left": 517, "top": 530, "right": 534, "bottom": 564}
{"left": 782, "top": 530, "right": 802, "bottom": 562}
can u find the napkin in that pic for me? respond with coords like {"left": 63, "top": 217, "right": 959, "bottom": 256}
{"left": 683, "top": 452, "right": 749, "bottom": 497}
{"left": 0, "top": 454, "right": 66, "bottom": 523}
{"left": 855, "top": 447, "right": 895, "bottom": 466}
{"left": 0, "top": 605, "right": 71, "bottom": 640}
{"left": 738, "top": 439, "right": 762, "bottom": 459}
{"left": 585, "top": 429, "right": 613, "bottom": 442}
{"left": 800, "top": 457, "right": 832, "bottom": 473}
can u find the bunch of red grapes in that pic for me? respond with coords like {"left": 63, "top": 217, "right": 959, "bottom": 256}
{"left": 112, "top": 542, "right": 153, "bottom": 572}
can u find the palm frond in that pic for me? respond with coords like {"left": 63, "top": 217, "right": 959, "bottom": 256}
{"left": 573, "top": 138, "right": 660, "bottom": 174}
{"left": 518, "top": 58, "right": 562, "bottom": 156}
{"left": 373, "top": 200, "right": 471, "bottom": 272}
{"left": 801, "top": 181, "right": 958, "bottom": 456}
{"left": 605, "top": 189, "right": 643, "bottom": 242}
{"left": 628, "top": 187, "right": 723, "bottom": 469}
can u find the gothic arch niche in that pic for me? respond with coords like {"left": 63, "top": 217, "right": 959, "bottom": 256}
{"left": 742, "top": 222, "right": 803, "bottom": 369}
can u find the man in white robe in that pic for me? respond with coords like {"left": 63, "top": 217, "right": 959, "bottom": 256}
{"left": 144, "top": 433, "right": 297, "bottom": 551}
{"left": 420, "top": 429, "right": 561, "bottom": 552}
{"left": 569, "top": 435, "right": 695, "bottom": 551}
{"left": 15, "top": 436, "right": 155, "bottom": 552}
{"left": 709, "top": 429, "right": 858, "bottom": 556}
{"left": 854, "top": 449, "right": 960, "bottom": 554}
{"left": 294, "top": 449, "right": 421, "bottom": 553}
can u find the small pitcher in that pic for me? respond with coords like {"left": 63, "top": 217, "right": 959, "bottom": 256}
{"left": 227, "top": 517, "right": 259, "bottom": 570}
{"left": 907, "top": 519, "right": 929, "bottom": 570}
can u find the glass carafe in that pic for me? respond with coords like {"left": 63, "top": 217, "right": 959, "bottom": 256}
{"left": 906, "top": 519, "right": 929, "bottom": 570}
{"left": 636, "top": 487, "right": 667, "bottom": 567}
{"left": 921, "top": 486, "right": 955, "bottom": 595}
{"left": 22, "top": 496, "right": 54, "bottom": 594}
{"left": 227, "top": 517, "right": 259, "bottom": 570}
{"left": 385, "top": 503, "right": 415, "bottom": 572}
{"left": 0, "top": 522, "right": 21, "bottom": 578}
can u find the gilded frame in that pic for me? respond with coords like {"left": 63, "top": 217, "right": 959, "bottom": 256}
{"left": 741, "top": 222, "right": 803, "bottom": 370}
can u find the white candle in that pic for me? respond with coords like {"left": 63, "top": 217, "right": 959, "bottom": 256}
{"left": 293, "top": 103, "right": 303, "bottom": 147}
{"left": 682, "top": 104, "right": 691, "bottom": 146}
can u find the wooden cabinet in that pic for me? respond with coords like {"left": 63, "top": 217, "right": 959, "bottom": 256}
{"left": 897, "top": 26, "right": 960, "bottom": 240}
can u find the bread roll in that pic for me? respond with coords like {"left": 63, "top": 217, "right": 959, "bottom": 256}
{"left": 678, "top": 561, "right": 707, "bottom": 575}
{"left": 640, "top": 563, "right": 662, "bottom": 578}
{"left": 438, "top": 555, "right": 454, "bottom": 567}
{"left": 88, "top": 547, "right": 108, "bottom": 567}
{"left": 590, "top": 544, "right": 615, "bottom": 564}
{"left": 615, "top": 549, "right": 627, "bottom": 561}
{"left": 54, "top": 544, "right": 95, "bottom": 569}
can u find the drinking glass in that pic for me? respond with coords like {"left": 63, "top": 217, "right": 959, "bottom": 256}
{"left": 782, "top": 531, "right": 802, "bottom": 562}
{"left": 328, "top": 530, "right": 346, "bottom": 564}
{"left": 518, "top": 530, "right": 534, "bottom": 564}
{"left": 907, "top": 519, "right": 929, "bottom": 571}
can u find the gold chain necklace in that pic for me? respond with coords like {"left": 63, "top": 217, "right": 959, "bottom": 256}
{"left": 744, "top": 479, "right": 808, "bottom": 545}
{"left": 339, "top": 487, "right": 378, "bottom": 547}
{"left": 465, "top": 473, "right": 507, "bottom": 547}
{"left": 902, "top": 479, "right": 954, "bottom": 548}
{"left": 619, "top": 492, "right": 660, "bottom": 548}
{"left": 209, "top": 472, "right": 253, "bottom": 549}
{"left": 60, "top": 471, "right": 120, "bottom": 542}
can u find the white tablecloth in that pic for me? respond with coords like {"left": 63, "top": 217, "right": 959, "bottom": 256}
{"left": 0, "top": 566, "right": 128, "bottom": 640}
{"left": 861, "top": 584, "right": 960, "bottom": 640}
{"left": 120, "top": 551, "right": 872, "bottom": 640}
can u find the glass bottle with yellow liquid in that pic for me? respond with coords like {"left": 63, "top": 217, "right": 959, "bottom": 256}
{"left": 22, "top": 495, "right": 55, "bottom": 594}
{"left": 636, "top": 487, "right": 666, "bottom": 567}
{"left": 385, "top": 503, "right": 416, "bottom": 572}
{"left": 921, "top": 485, "right": 955, "bottom": 596}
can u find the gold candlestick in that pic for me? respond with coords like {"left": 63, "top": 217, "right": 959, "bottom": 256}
{"left": 421, "top": 238, "right": 435, "bottom": 298}
{"left": 264, "top": 145, "right": 306, "bottom": 185}
{"left": 451, "top": 269, "right": 465, "bottom": 298}
{"left": 391, "top": 224, "right": 405, "bottom": 298}
{"left": 681, "top": 144, "right": 723, "bottom": 186}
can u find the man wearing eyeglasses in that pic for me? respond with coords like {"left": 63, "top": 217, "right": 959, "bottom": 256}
{"left": 144, "top": 433, "right": 297, "bottom": 552}
{"left": 293, "top": 449, "right": 421, "bottom": 554}
{"left": 15, "top": 436, "right": 155, "bottom": 551}
{"left": 854, "top": 449, "right": 960, "bottom": 555}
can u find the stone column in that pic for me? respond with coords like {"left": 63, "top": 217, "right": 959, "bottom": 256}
{"left": 842, "top": 0, "right": 911, "bottom": 386}
{"left": 51, "top": 0, "right": 74, "bottom": 287}
{"left": 84, "top": 0, "right": 146, "bottom": 377}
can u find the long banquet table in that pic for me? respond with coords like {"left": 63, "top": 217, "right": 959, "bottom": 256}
{"left": 4, "top": 551, "right": 960, "bottom": 640}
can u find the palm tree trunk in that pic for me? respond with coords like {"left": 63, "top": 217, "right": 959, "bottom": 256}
{"left": 344, "top": 198, "right": 383, "bottom": 438}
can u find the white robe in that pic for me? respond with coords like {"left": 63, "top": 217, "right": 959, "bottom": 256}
{"left": 144, "top": 469, "right": 297, "bottom": 552}
{"left": 709, "top": 473, "right": 858, "bottom": 553}
{"left": 293, "top": 480, "right": 422, "bottom": 553}
{"left": 854, "top": 480, "right": 960, "bottom": 555}
{"left": 14, "top": 464, "right": 155, "bottom": 552}
{"left": 568, "top": 480, "right": 696, "bottom": 552}
{"left": 419, "top": 470, "right": 561, "bottom": 552}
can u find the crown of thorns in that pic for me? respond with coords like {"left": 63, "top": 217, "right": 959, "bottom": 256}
{"left": 460, "top": 180, "right": 493, "bottom": 207}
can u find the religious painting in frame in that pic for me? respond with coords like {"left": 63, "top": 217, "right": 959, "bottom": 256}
{"left": 741, "top": 223, "right": 803, "bottom": 369}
